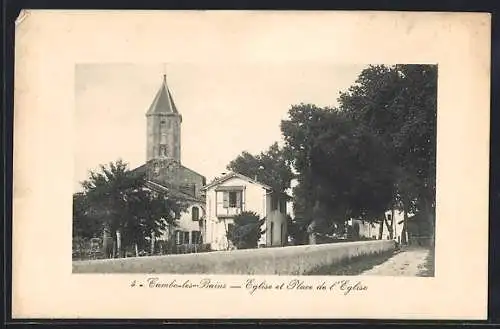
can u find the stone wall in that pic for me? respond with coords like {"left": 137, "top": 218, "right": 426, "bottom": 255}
{"left": 73, "top": 240, "right": 396, "bottom": 274}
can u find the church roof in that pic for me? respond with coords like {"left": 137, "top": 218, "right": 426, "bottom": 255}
{"left": 146, "top": 75, "right": 179, "bottom": 115}
{"left": 145, "top": 180, "right": 203, "bottom": 203}
{"left": 130, "top": 163, "right": 205, "bottom": 203}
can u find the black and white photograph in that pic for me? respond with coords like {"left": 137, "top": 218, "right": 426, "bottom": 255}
{"left": 12, "top": 10, "right": 489, "bottom": 320}
{"left": 72, "top": 62, "right": 437, "bottom": 276}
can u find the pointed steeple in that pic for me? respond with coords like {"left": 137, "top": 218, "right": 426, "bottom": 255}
{"left": 145, "top": 73, "right": 182, "bottom": 164}
{"left": 146, "top": 74, "right": 179, "bottom": 115}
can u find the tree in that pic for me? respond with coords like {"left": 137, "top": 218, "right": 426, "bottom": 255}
{"left": 338, "top": 64, "right": 437, "bottom": 245}
{"left": 72, "top": 192, "right": 101, "bottom": 239}
{"left": 227, "top": 142, "right": 294, "bottom": 194}
{"left": 122, "top": 186, "right": 184, "bottom": 255}
{"left": 281, "top": 64, "right": 436, "bottom": 246}
{"left": 227, "top": 211, "right": 265, "bottom": 249}
{"left": 77, "top": 159, "right": 185, "bottom": 258}
{"left": 281, "top": 104, "right": 394, "bottom": 241}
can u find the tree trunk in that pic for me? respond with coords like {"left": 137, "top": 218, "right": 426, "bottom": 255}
{"left": 307, "top": 200, "right": 324, "bottom": 245}
{"left": 308, "top": 231, "right": 317, "bottom": 245}
{"left": 378, "top": 219, "right": 384, "bottom": 240}
{"left": 391, "top": 207, "right": 396, "bottom": 239}
{"left": 112, "top": 239, "right": 117, "bottom": 259}
{"left": 307, "top": 218, "right": 319, "bottom": 245}
{"left": 102, "top": 223, "right": 113, "bottom": 259}
{"left": 150, "top": 231, "right": 156, "bottom": 255}
{"left": 402, "top": 206, "right": 409, "bottom": 245}
{"left": 116, "top": 229, "right": 122, "bottom": 258}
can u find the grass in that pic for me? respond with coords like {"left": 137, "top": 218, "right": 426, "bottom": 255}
{"left": 304, "top": 249, "right": 398, "bottom": 276}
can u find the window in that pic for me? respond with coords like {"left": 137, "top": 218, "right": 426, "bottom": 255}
{"left": 279, "top": 199, "right": 286, "bottom": 214}
{"left": 223, "top": 191, "right": 242, "bottom": 208}
{"left": 191, "top": 231, "right": 201, "bottom": 244}
{"left": 175, "top": 231, "right": 190, "bottom": 245}
{"left": 192, "top": 206, "right": 200, "bottom": 221}
{"left": 159, "top": 145, "right": 167, "bottom": 157}
{"left": 271, "top": 195, "right": 278, "bottom": 211}
{"left": 229, "top": 192, "right": 237, "bottom": 207}
{"left": 175, "top": 230, "right": 182, "bottom": 245}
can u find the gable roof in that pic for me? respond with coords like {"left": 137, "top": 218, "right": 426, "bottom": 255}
{"left": 202, "top": 171, "right": 272, "bottom": 191}
{"left": 146, "top": 75, "right": 179, "bottom": 115}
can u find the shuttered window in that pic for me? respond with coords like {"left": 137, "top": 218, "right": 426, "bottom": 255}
{"left": 235, "top": 192, "right": 241, "bottom": 208}
{"left": 192, "top": 206, "right": 199, "bottom": 221}
{"left": 223, "top": 191, "right": 242, "bottom": 208}
{"left": 175, "top": 230, "right": 182, "bottom": 245}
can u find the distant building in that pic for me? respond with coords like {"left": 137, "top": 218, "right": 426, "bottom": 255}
{"left": 202, "top": 172, "right": 288, "bottom": 251}
{"left": 131, "top": 75, "right": 206, "bottom": 248}
{"left": 351, "top": 209, "right": 431, "bottom": 245}
{"left": 348, "top": 210, "right": 404, "bottom": 241}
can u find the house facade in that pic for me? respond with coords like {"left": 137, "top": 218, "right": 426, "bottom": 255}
{"left": 202, "top": 172, "right": 288, "bottom": 251}
{"left": 351, "top": 210, "right": 408, "bottom": 242}
{"left": 144, "top": 180, "right": 205, "bottom": 246}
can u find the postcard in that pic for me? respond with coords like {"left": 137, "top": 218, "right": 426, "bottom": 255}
{"left": 12, "top": 10, "right": 490, "bottom": 319}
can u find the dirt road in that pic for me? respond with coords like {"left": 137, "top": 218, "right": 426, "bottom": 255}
{"left": 360, "top": 248, "right": 432, "bottom": 276}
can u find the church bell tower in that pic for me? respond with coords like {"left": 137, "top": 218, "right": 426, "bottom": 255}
{"left": 146, "top": 74, "right": 182, "bottom": 173}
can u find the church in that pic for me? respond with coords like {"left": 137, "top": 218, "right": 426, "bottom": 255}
{"left": 130, "top": 74, "right": 288, "bottom": 253}
{"left": 131, "top": 74, "right": 206, "bottom": 249}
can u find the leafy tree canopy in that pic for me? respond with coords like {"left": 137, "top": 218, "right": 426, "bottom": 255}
{"left": 74, "top": 159, "right": 186, "bottom": 257}
{"left": 281, "top": 64, "right": 437, "bottom": 239}
{"left": 227, "top": 142, "right": 294, "bottom": 196}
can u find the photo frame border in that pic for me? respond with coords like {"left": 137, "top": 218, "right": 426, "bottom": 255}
{"left": 3, "top": 1, "right": 497, "bottom": 325}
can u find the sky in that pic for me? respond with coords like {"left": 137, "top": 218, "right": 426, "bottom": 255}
{"left": 74, "top": 62, "right": 366, "bottom": 193}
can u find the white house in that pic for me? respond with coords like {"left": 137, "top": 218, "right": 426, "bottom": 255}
{"left": 202, "top": 172, "right": 288, "bottom": 251}
{"left": 351, "top": 209, "right": 406, "bottom": 242}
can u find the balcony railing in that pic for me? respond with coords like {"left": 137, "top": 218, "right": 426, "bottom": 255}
{"left": 216, "top": 206, "right": 242, "bottom": 218}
